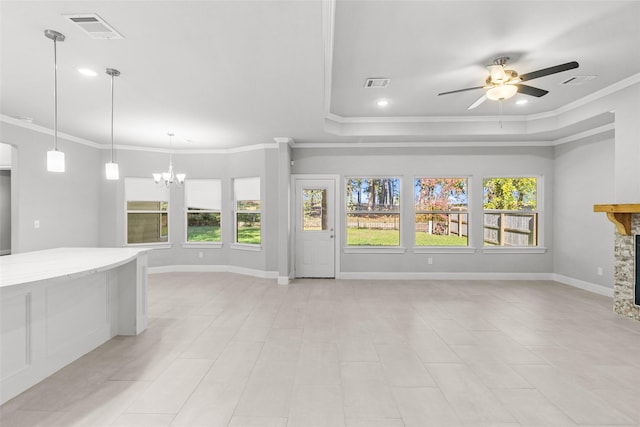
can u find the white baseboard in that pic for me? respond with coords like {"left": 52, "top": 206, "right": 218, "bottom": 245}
{"left": 552, "top": 274, "right": 613, "bottom": 298}
{"left": 149, "top": 264, "right": 277, "bottom": 279}
{"left": 338, "top": 272, "right": 555, "bottom": 281}
{"left": 146, "top": 267, "right": 614, "bottom": 298}
{"left": 277, "top": 276, "right": 290, "bottom": 285}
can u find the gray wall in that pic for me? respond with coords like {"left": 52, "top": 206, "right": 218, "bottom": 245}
{"left": 99, "top": 146, "right": 279, "bottom": 272}
{"left": 292, "top": 146, "right": 555, "bottom": 274}
{"left": 553, "top": 133, "right": 615, "bottom": 288}
{"left": 0, "top": 170, "right": 10, "bottom": 254}
{"left": 0, "top": 123, "right": 101, "bottom": 253}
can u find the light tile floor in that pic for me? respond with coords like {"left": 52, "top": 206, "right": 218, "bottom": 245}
{"left": 2, "top": 272, "right": 640, "bottom": 427}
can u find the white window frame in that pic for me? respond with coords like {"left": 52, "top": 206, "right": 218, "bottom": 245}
{"left": 183, "top": 179, "right": 222, "bottom": 249}
{"left": 232, "top": 176, "right": 262, "bottom": 250}
{"left": 482, "top": 175, "right": 546, "bottom": 253}
{"left": 344, "top": 176, "right": 404, "bottom": 253}
{"left": 124, "top": 177, "right": 171, "bottom": 248}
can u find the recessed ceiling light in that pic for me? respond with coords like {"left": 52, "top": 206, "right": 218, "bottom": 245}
{"left": 77, "top": 67, "right": 97, "bottom": 77}
{"left": 515, "top": 99, "right": 529, "bottom": 105}
{"left": 377, "top": 99, "right": 389, "bottom": 107}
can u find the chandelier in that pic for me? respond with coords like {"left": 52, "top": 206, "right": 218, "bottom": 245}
{"left": 152, "top": 133, "right": 185, "bottom": 186}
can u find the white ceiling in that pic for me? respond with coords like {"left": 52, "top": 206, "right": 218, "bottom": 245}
{"left": 1, "top": 1, "right": 639, "bottom": 150}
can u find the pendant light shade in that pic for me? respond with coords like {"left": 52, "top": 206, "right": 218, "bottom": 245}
{"left": 105, "top": 68, "right": 121, "bottom": 180}
{"left": 47, "top": 150, "right": 65, "bottom": 172}
{"left": 105, "top": 162, "right": 119, "bottom": 180}
{"left": 45, "top": 29, "right": 65, "bottom": 172}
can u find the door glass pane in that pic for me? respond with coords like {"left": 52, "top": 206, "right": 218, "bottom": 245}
{"left": 303, "top": 189, "right": 327, "bottom": 231}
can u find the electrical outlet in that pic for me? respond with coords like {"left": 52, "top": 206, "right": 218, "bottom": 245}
{"left": 34, "top": 220, "right": 40, "bottom": 229}
{"left": 428, "top": 257, "right": 433, "bottom": 265}
{"left": 597, "top": 267, "right": 603, "bottom": 276}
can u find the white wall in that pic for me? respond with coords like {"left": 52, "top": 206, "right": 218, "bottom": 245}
{"left": 0, "top": 123, "right": 101, "bottom": 253}
{"left": 292, "top": 146, "right": 555, "bottom": 276}
{"left": 553, "top": 133, "right": 615, "bottom": 288}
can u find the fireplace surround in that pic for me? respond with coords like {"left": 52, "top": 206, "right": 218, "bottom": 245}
{"left": 594, "top": 204, "right": 640, "bottom": 321}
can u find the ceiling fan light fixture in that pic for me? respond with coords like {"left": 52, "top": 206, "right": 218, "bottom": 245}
{"left": 489, "top": 64, "right": 507, "bottom": 84}
{"left": 486, "top": 84, "right": 517, "bottom": 101}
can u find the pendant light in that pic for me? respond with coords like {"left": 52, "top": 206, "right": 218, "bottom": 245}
{"left": 45, "top": 29, "right": 65, "bottom": 172}
{"left": 152, "top": 133, "right": 186, "bottom": 187}
{"left": 105, "top": 68, "right": 120, "bottom": 180}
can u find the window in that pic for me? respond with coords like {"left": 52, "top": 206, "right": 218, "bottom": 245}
{"left": 415, "top": 178, "right": 468, "bottom": 246}
{"left": 483, "top": 177, "right": 538, "bottom": 247}
{"left": 234, "top": 177, "right": 261, "bottom": 245}
{"left": 125, "top": 177, "right": 169, "bottom": 245}
{"left": 346, "top": 177, "right": 400, "bottom": 246}
{"left": 185, "top": 179, "right": 221, "bottom": 243}
{"left": 303, "top": 189, "right": 328, "bottom": 231}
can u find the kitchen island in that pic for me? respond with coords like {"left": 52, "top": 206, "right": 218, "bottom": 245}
{"left": 0, "top": 247, "right": 150, "bottom": 404}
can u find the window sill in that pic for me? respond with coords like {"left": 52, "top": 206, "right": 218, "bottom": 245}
{"left": 124, "top": 243, "right": 172, "bottom": 250}
{"left": 482, "top": 246, "right": 547, "bottom": 254}
{"left": 343, "top": 246, "right": 407, "bottom": 254}
{"left": 182, "top": 242, "right": 223, "bottom": 249}
{"left": 412, "top": 247, "right": 476, "bottom": 254}
{"left": 230, "top": 243, "right": 262, "bottom": 252}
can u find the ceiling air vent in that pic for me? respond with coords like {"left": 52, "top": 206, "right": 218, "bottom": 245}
{"left": 364, "top": 78, "right": 390, "bottom": 88}
{"left": 63, "top": 14, "right": 123, "bottom": 39}
{"left": 561, "top": 75, "right": 597, "bottom": 86}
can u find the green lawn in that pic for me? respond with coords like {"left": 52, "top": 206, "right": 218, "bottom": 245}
{"left": 187, "top": 226, "right": 221, "bottom": 242}
{"left": 415, "top": 232, "right": 467, "bottom": 246}
{"left": 346, "top": 227, "right": 467, "bottom": 246}
{"left": 347, "top": 228, "right": 399, "bottom": 246}
{"left": 237, "top": 226, "right": 261, "bottom": 244}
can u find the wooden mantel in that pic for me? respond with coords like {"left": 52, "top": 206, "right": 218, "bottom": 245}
{"left": 594, "top": 204, "right": 640, "bottom": 235}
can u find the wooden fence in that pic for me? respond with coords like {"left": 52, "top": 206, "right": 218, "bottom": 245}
{"left": 415, "top": 213, "right": 468, "bottom": 237}
{"left": 483, "top": 211, "right": 537, "bottom": 246}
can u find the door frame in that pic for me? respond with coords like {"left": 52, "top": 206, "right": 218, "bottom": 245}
{"left": 291, "top": 174, "right": 341, "bottom": 279}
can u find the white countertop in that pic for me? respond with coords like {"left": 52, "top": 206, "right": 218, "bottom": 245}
{"left": 0, "top": 247, "right": 151, "bottom": 288}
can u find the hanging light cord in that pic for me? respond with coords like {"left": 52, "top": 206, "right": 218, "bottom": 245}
{"left": 110, "top": 72, "right": 115, "bottom": 162}
{"left": 53, "top": 35, "right": 59, "bottom": 151}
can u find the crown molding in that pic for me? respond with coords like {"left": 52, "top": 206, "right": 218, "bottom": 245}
{"left": 290, "top": 122, "right": 614, "bottom": 149}
{"left": 0, "top": 115, "right": 277, "bottom": 154}
{"left": 0, "top": 115, "right": 103, "bottom": 148}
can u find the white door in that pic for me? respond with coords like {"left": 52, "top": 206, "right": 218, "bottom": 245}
{"left": 295, "top": 179, "right": 335, "bottom": 278}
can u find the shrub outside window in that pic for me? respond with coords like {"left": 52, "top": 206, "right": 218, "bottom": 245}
{"left": 483, "top": 177, "right": 538, "bottom": 246}
{"left": 234, "top": 177, "right": 261, "bottom": 245}
{"left": 415, "top": 178, "right": 468, "bottom": 246}
{"left": 185, "top": 179, "right": 221, "bottom": 243}
{"left": 346, "top": 177, "right": 400, "bottom": 246}
{"left": 125, "top": 177, "right": 169, "bottom": 245}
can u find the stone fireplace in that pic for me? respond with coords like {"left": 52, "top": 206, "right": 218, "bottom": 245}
{"left": 594, "top": 204, "right": 640, "bottom": 321}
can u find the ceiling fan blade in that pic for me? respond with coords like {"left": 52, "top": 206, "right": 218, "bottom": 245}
{"left": 467, "top": 94, "right": 487, "bottom": 110}
{"left": 516, "top": 84, "right": 549, "bottom": 97}
{"left": 518, "top": 61, "right": 579, "bottom": 82}
{"left": 438, "top": 86, "right": 484, "bottom": 96}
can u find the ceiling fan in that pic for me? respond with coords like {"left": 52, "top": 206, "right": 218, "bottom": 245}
{"left": 438, "top": 57, "right": 579, "bottom": 110}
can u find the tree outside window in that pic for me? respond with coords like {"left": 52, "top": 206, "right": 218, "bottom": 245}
{"left": 346, "top": 177, "right": 400, "bottom": 246}
{"left": 483, "top": 177, "right": 538, "bottom": 246}
{"left": 414, "top": 178, "right": 468, "bottom": 246}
